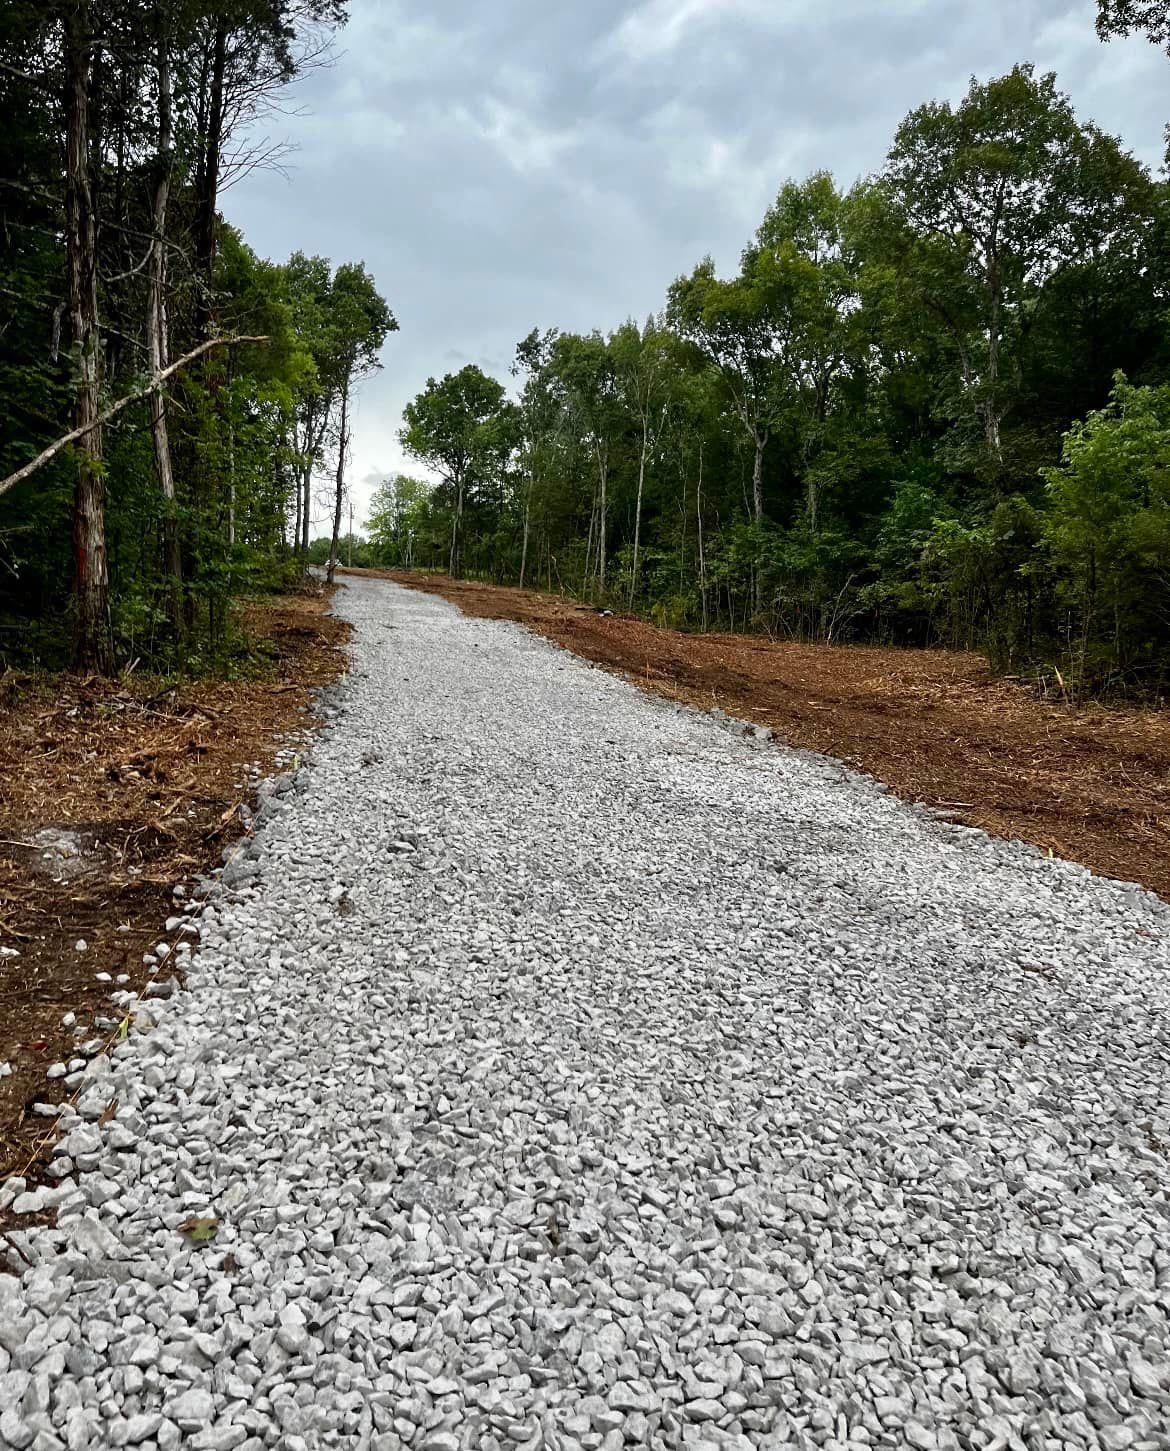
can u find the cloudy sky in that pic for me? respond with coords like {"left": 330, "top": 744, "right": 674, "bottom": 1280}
{"left": 223, "top": 0, "right": 1166, "bottom": 535}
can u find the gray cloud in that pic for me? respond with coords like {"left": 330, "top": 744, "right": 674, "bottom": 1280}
{"left": 223, "top": 0, "right": 1168, "bottom": 533}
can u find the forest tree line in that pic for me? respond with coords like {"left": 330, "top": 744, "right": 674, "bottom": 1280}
{"left": 380, "top": 49, "right": 1170, "bottom": 695}
{"left": 0, "top": 1, "right": 393, "bottom": 673}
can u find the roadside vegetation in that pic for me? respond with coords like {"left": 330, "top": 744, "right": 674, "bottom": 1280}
{"left": 0, "top": 1, "right": 392, "bottom": 676}
{"left": 380, "top": 32, "right": 1170, "bottom": 699}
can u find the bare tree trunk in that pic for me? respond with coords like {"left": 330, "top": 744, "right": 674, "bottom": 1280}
{"left": 519, "top": 476, "right": 533, "bottom": 589}
{"left": 584, "top": 490, "right": 597, "bottom": 595}
{"left": 298, "top": 404, "right": 331, "bottom": 565}
{"left": 227, "top": 420, "right": 236, "bottom": 550}
{"left": 292, "top": 452, "right": 302, "bottom": 553}
{"left": 751, "top": 427, "right": 766, "bottom": 615}
{"left": 65, "top": 3, "right": 111, "bottom": 674}
{"left": 629, "top": 420, "right": 648, "bottom": 607}
{"left": 292, "top": 414, "right": 308, "bottom": 558}
{"left": 147, "top": 19, "right": 182, "bottom": 626}
{"left": 277, "top": 439, "right": 288, "bottom": 552}
{"left": 597, "top": 445, "right": 608, "bottom": 592}
{"left": 326, "top": 381, "right": 349, "bottom": 586}
{"left": 985, "top": 407, "right": 1003, "bottom": 462}
{"left": 697, "top": 441, "right": 708, "bottom": 631}
{"left": 448, "top": 471, "right": 465, "bottom": 577}
{"left": 751, "top": 428, "right": 765, "bottom": 524}
{"left": 985, "top": 277, "right": 1004, "bottom": 464}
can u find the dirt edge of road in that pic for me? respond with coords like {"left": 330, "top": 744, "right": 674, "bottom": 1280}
{"left": 353, "top": 568, "right": 1170, "bottom": 907}
{"left": 0, "top": 586, "right": 350, "bottom": 1198}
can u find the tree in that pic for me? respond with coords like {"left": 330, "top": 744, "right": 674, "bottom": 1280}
{"left": 546, "top": 333, "right": 624, "bottom": 593}
{"left": 188, "top": 0, "right": 349, "bottom": 327}
{"left": 399, "top": 366, "right": 514, "bottom": 577}
{"left": 0, "top": 0, "right": 381, "bottom": 674}
{"left": 610, "top": 318, "right": 675, "bottom": 604}
{"left": 668, "top": 258, "right": 787, "bottom": 530}
{"left": 320, "top": 263, "right": 396, "bottom": 585}
{"left": 49, "top": 0, "right": 111, "bottom": 671}
{"left": 880, "top": 66, "right": 1152, "bottom": 470}
{"left": 147, "top": 1, "right": 182, "bottom": 625}
{"left": 1097, "top": 0, "right": 1170, "bottom": 51}
{"left": 283, "top": 252, "right": 335, "bottom": 557}
{"left": 510, "top": 328, "right": 555, "bottom": 588}
{"left": 367, "top": 474, "right": 433, "bottom": 567}
{"left": 748, "top": 172, "right": 862, "bottom": 532}
{"left": 1043, "top": 374, "right": 1170, "bottom": 688}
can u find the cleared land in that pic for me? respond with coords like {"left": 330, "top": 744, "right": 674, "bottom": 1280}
{"left": 0, "top": 587, "right": 349, "bottom": 1193}
{"left": 354, "top": 568, "right": 1170, "bottom": 902}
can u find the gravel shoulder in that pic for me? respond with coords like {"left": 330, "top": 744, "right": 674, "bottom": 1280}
{"left": 2, "top": 575, "right": 1169, "bottom": 1451}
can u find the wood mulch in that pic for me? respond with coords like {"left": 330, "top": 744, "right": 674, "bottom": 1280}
{"left": 355, "top": 568, "right": 1170, "bottom": 904}
{"left": 0, "top": 586, "right": 349, "bottom": 1203}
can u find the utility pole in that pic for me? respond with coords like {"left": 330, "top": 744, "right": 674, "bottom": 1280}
{"left": 348, "top": 496, "right": 353, "bottom": 568}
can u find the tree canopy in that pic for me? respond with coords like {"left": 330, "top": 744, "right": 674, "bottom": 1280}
{"left": 0, "top": 2, "right": 392, "bottom": 670}
{"left": 1097, "top": 0, "right": 1170, "bottom": 51}
{"left": 399, "top": 365, "right": 515, "bottom": 576}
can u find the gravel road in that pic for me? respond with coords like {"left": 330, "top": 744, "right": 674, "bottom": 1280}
{"left": 3, "top": 575, "right": 1170, "bottom": 1451}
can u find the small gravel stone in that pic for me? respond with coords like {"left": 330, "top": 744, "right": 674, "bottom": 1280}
{"left": 171, "top": 1389, "right": 215, "bottom": 1431}
{"left": 124, "top": 1412, "right": 162, "bottom": 1445}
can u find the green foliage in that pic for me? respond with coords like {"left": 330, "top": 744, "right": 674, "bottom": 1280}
{"left": 399, "top": 367, "right": 512, "bottom": 487}
{"left": 4, "top": 14, "right": 1167, "bottom": 698}
{"left": 395, "top": 62, "right": 1169, "bottom": 695}
{"left": 0, "top": 0, "right": 382, "bottom": 674}
{"left": 1043, "top": 376, "right": 1170, "bottom": 690}
{"left": 306, "top": 533, "right": 374, "bottom": 568}
{"left": 875, "top": 65, "right": 1152, "bottom": 478}
{"left": 367, "top": 475, "right": 438, "bottom": 567}
{"left": 399, "top": 366, "right": 517, "bottom": 576}
{"left": 1097, "top": 0, "right": 1170, "bottom": 51}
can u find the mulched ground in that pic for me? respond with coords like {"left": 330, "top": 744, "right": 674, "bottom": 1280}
{"left": 0, "top": 586, "right": 349, "bottom": 1199}
{"left": 358, "top": 568, "right": 1170, "bottom": 904}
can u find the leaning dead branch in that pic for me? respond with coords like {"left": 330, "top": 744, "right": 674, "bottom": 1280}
{"left": 0, "top": 335, "right": 270, "bottom": 499}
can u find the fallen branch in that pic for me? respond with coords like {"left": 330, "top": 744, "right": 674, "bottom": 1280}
{"left": 0, "top": 335, "right": 270, "bottom": 498}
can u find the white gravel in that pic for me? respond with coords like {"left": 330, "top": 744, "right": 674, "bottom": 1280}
{"left": 3, "top": 575, "right": 1170, "bottom": 1451}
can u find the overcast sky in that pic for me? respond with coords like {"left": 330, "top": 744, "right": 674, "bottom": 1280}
{"left": 223, "top": 0, "right": 1166, "bottom": 535}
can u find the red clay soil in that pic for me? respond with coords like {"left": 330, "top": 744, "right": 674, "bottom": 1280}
{"left": 0, "top": 587, "right": 349, "bottom": 1200}
{"left": 350, "top": 568, "right": 1170, "bottom": 904}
